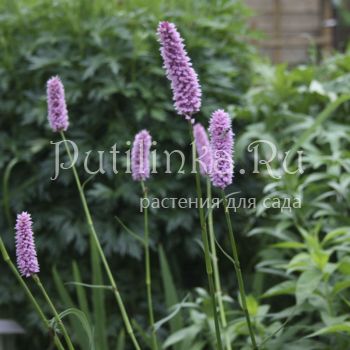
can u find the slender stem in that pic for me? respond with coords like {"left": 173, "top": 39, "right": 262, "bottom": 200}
{"left": 221, "top": 191, "right": 258, "bottom": 350}
{"left": 141, "top": 181, "right": 158, "bottom": 350}
{"left": 60, "top": 132, "right": 141, "bottom": 350}
{"left": 189, "top": 123, "right": 223, "bottom": 350}
{"left": 33, "top": 275, "right": 74, "bottom": 350}
{"left": 0, "top": 237, "right": 65, "bottom": 350}
{"left": 206, "top": 179, "right": 232, "bottom": 350}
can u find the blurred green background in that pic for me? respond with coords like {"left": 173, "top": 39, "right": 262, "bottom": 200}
{"left": 0, "top": 0, "right": 350, "bottom": 349}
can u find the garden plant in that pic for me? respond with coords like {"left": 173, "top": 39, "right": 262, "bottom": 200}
{"left": 1, "top": 1, "right": 350, "bottom": 350}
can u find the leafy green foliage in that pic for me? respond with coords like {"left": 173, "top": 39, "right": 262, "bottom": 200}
{"left": 234, "top": 55, "right": 350, "bottom": 349}
{"left": 0, "top": 0, "right": 256, "bottom": 347}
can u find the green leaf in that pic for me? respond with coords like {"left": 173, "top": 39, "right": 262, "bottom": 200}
{"left": 90, "top": 237, "right": 108, "bottom": 350}
{"left": 310, "top": 250, "right": 329, "bottom": 271}
{"left": 154, "top": 295, "right": 190, "bottom": 331}
{"left": 338, "top": 258, "right": 350, "bottom": 275}
{"left": 332, "top": 280, "right": 350, "bottom": 295}
{"left": 2, "top": 157, "right": 18, "bottom": 229}
{"left": 52, "top": 267, "right": 90, "bottom": 349}
{"left": 116, "top": 329, "right": 125, "bottom": 350}
{"left": 271, "top": 242, "right": 305, "bottom": 249}
{"left": 72, "top": 261, "right": 91, "bottom": 322}
{"left": 65, "top": 282, "right": 113, "bottom": 291}
{"left": 262, "top": 281, "right": 296, "bottom": 298}
{"left": 307, "top": 323, "right": 350, "bottom": 337}
{"left": 296, "top": 270, "right": 322, "bottom": 304}
{"left": 52, "top": 266, "right": 75, "bottom": 306}
{"left": 163, "top": 325, "right": 201, "bottom": 348}
{"left": 159, "top": 245, "right": 185, "bottom": 350}
{"left": 322, "top": 227, "right": 350, "bottom": 245}
{"left": 246, "top": 295, "right": 259, "bottom": 317}
{"left": 287, "top": 253, "right": 311, "bottom": 273}
{"left": 55, "top": 307, "right": 95, "bottom": 350}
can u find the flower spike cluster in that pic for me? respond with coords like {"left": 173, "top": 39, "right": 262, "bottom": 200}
{"left": 47, "top": 76, "right": 69, "bottom": 132}
{"left": 131, "top": 130, "right": 152, "bottom": 181}
{"left": 209, "top": 110, "right": 234, "bottom": 189}
{"left": 157, "top": 21, "right": 202, "bottom": 120}
{"left": 15, "top": 212, "right": 40, "bottom": 278}
{"left": 193, "top": 123, "right": 212, "bottom": 176}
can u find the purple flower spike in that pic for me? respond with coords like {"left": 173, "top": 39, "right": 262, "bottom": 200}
{"left": 15, "top": 212, "right": 40, "bottom": 278}
{"left": 131, "top": 130, "right": 152, "bottom": 181}
{"left": 47, "top": 76, "right": 69, "bottom": 132}
{"left": 193, "top": 123, "right": 212, "bottom": 176}
{"left": 157, "top": 21, "right": 202, "bottom": 119}
{"left": 209, "top": 110, "right": 234, "bottom": 189}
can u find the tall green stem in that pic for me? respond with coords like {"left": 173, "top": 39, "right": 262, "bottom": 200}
{"left": 60, "top": 132, "right": 140, "bottom": 350}
{"left": 206, "top": 179, "right": 231, "bottom": 350}
{"left": 189, "top": 124, "right": 223, "bottom": 350}
{"left": 221, "top": 191, "right": 258, "bottom": 350}
{"left": 33, "top": 275, "right": 75, "bottom": 350}
{"left": 0, "top": 237, "right": 65, "bottom": 350}
{"left": 141, "top": 181, "right": 158, "bottom": 350}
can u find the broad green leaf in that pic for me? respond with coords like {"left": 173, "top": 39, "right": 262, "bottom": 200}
{"left": 338, "top": 258, "right": 350, "bottom": 275}
{"left": 320, "top": 312, "right": 348, "bottom": 326}
{"left": 307, "top": 323, "right": 350, "bottom": 337}
{"left": 296, "top": 269, "right": 322, "bottom": 304}
{"left": 257, "top": 304, "right": 270, "bottom": 319}
{"left": 245, "top": 295, "right": 259, "bottom": 317}
{"left": 287, "top": 253, "right": 311, "bottom": 273}
{"left": 322, "top": 227, "right": 350, "bottom": 245}
{"left": 310, "top": 250, "right": 329, "bottom": 271}
{"left": 304, "top": 232, "right": 321, "bottom": 252}
{"left": 332, "top": 280, "right": 350, "bottom": 295}
{"left": 163, "top": 325, "right": 201, "bottom": 348}
{"left": 262, "top": 281, "right": 296, "bottom": 298}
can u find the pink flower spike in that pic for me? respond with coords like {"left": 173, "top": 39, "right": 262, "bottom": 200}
{"left": 157, "top": 21, "right": 202, "bottom": 118}
{"left": 15, "top": 212, "right": 40, "bottom": 278}
{"left": 209, "top": 110, "right": 234, "bottom": 189}
{"left": 193, "top": 123, "right": 212, "bottom": 176}
{"left": 47, "top": 76, "right": 69, "bottom": 132}
{"left": 131, "top": 130, "right": 152, "bottom": 181}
